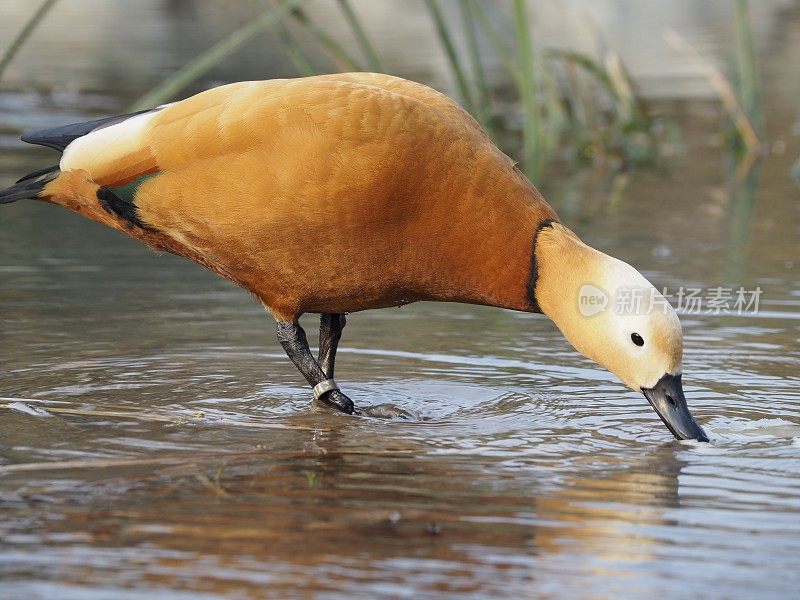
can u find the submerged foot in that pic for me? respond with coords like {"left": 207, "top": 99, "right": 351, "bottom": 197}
{"left": 313, "top": 390, "right": 415, "bottom": 419}
{"left": 318, "top": 389, "right": 355, "bottom": 414}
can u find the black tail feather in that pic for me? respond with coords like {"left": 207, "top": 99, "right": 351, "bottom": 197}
{"left": 0, "top": 165, "right": 60, "bottom": 204}
{"left": 15, "top": 163, "right": 61, "bottom": 183}
{"left": 8, "top": 107, "right": 161, "bottom": 205}
{"left": 21, "top": 110, "right": 152, "bottom": 152}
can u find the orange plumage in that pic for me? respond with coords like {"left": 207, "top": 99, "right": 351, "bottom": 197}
{"left": 42, "top": 74, "right": 558, "bottom": 321}
{"left": 2, "top": 73, "right": 707, "bottom": 439}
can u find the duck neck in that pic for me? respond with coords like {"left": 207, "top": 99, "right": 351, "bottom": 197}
{"left": 530, "top": 222, "right": 615, "bottom": 354}
{"left": 432, "top": 176, "right": 560, "bottom": 313}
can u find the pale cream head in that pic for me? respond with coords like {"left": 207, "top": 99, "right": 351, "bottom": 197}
{"left": 534, "top": 224, "right": 683, "bottom": 390}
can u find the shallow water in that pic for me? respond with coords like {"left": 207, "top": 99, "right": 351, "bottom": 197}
{"left": 2, "top": 133, "right": 799, "bottom": 598}
{"left": 2, "top": 2, "right": 800, "bottom": 599}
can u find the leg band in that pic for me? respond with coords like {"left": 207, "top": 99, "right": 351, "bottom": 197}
{"left": 312, "top": 379, "right": 340, "bottom": 401}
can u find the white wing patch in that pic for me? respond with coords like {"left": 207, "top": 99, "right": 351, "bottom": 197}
{"left": 60, "top": 110, "right": 160, "bottom": 171}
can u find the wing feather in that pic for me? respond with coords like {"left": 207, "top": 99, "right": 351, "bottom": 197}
{"left": 26, "top": 74, "right": 500, "bottom": 205}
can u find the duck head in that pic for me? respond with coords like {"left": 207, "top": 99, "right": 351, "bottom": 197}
{"left": 534, "top": 223, "right": 708, "bottom": 442}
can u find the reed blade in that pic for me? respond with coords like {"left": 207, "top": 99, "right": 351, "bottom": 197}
{"left": 0, "top": 0, "right": 59, "bottom": 84}
{"left": 423, "top": 0, "right": 475, "bottom": 114}
{"left": 468, "top": 0, "right": 520, "bottom": 87}
{"left": 286, "top": 3, "right": 364, "bottom": 71}
{"left": 129, "top": 0, "right": 308, "bottom": 111}
{"left": 252, "top": 0, "right": 316, "bottom": 76}
{"left": 512, "top": 0, "right": 542, "bottom": 181}
{"left": 457, "top": 0, "right": 491, "bottom": 128}
{"left": 664, "top": 28, "right": 759, "bottom": 152}
{"left": 733, "top": 0, "right": 762, "bottom": 134}
{"left": 335, "top": 0, "right": 384, "bottom": 72}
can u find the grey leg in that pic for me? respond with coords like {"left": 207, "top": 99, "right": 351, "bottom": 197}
{"left": 318, "top": 313, "right": 346, "bottom": 379}
{"left": 276, "top": 320, "right": 354, "bottom": 414}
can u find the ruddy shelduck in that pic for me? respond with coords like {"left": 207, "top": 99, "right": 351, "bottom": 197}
{"left": 0, "top": 73, "right": 707, "bottom": 441}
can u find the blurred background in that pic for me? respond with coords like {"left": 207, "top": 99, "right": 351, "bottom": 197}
{"left": 1, "top": 2, "right": 799, "bottom": 599}
{"left": 1, "top": 0, "right": 799, "bottom": 180}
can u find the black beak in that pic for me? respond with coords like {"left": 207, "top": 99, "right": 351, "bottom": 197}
{"left": 641, "top": 373, "right": 709, "bottom": 442}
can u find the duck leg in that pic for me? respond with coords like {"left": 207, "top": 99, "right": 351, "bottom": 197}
{"left": 276, "top": 320, "right": 355, "bottom": 414}
{"left": 318, "top": 313, "right": 346, "bottom": 379}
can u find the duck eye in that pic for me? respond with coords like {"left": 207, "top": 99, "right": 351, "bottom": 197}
{"left": 631, "top": 333, "right": 644, "bottom": 346}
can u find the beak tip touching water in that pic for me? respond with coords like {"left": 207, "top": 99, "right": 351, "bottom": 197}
{"left": 642, "top": 373, "right": 709, "bottom": 442}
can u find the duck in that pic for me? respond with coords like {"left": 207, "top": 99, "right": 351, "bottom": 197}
{"left": 0, "top": 73, "right": 707, "bottom": 441}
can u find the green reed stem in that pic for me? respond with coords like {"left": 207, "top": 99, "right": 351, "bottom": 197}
{"left": 549, "top": 51, "right": 614, "bottom": 101}
{"left": 252, "top": 0, "right": 316, "bottom": 77}
{"left": 0, "top": 0, "right": 59, "bottom": 84}
{"left": 128, "top": 0, "right": 307, "bottom": 111}
{"left": 457, "top": 0, "right": 491, "bottom": 126}
{"left": 540, "top": 61, "right": 567, "bottom": 153}
{"left": 335, "top": 0, "right": 384, "bottom": 71}
{"left": 422, "top": 0, "right": 475, "bottom": 113}
{"left": 468, "top": 0, "right": 520, "bottom": 87}
{"left": 512, "top": 0, "right": 542, "bottom": 181}
{"left": 286, "top": 3, "right": 364, "bottom": 71}
{"left": 733, "top": 0, "right": 762, "bottom": 134}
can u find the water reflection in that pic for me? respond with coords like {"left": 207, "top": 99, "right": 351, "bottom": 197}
{"left": 18, "top": 414, "right": 793, "bottom": 600}
{"left": 0, "top": 426, "right": 693, "bottom": 597}
{"left": 1, "top": 0, "right": 797, "bottom": 102}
